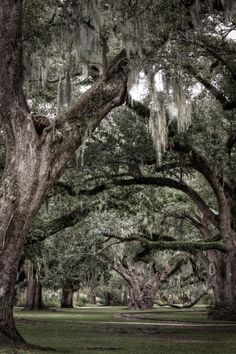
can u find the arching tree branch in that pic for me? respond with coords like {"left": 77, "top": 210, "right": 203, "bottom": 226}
{"left": 100, "top": 233, "right": 226, "bottom": 253}
{"left": 158, "top": 288, "right": 210, "bottom": 309}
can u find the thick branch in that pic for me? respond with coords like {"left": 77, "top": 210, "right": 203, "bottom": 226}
{"left": 51, "top": 51, "right": 128, "bottom": 181}
{"left": 78, "top": 175, "right": 218, "bottom": 227}
{"left": 172, "top": 142, "right": 233, "bottom": 240}
{"left": 136, "top": 239, "right": 226, "bottom": 252}
{"left": 177, "top": 36, "right": 236, "bottom": 80}
{"left": 0, "top": 0, "right": 28, "bottom": 117}
{"left": 146, "top": 253, "right": 187, "bottom": 289}
{"left": 103, "top": 234, "right": 226, "bottom": 253}
{"left": 163, "top": 211, "right": 204, "bottom": 232}
{"left": 0, "top": 0, "right": 23, "bottom": 99}
{"left": 158, "top": 288, "right": 209, "bottom": 309}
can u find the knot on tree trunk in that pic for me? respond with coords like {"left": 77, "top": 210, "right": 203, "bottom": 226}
{"left": 32, "top": 114, "right": 51, "bottom": 136}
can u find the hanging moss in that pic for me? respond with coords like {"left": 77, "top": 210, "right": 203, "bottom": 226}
{"left": 149, "top": 74, "right": 168, "bottom": 166}
{"left": 57, "top": 76, "right": 64, "bottom": 116}
{"left": 72, "top": 0, "right": 104, "bottom": 76}
{"left": 221, "top": 0, "right": 235, "bottom": 25}
{"left": 75, "top": 124, "right": 93, "bottom": 167}
{"left": 189, "top": 0, "right": 201, "bottom": 29}
{"left": 65, "top": 70, "right": 72, "bottom": 108}
{"left": 148, "top": 71, "right": 191, "bottom": 166}
{"left": 172, "top": 78, "right": 191, "bottom": 132}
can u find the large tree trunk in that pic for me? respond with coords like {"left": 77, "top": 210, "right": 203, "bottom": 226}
{"left": 24, "top": 261, "right": 44, "bottom": 311}
{"left": 207, "top": 249, "right": 236, "bottom": 320}
{"left": 0, "top": 0, "right": 127, "bottom": 343}
{"left": 128, "top": 286, "right": 155, "bottom": 310}
{"left": 0, "top": 225, "right": 26, "bottom": 343}
{"left": 110, "top": 254, "right": 186, "bottom": 310}
{"left": 61, "top": 288, "right": 74, "bottom": 308}
{"left": 0, "top": 82, "right": 126, "bottom": 344}
{"left": 90, "top": 287, "right": 97, "bottom": 305}
{"left": 128, "top": 280, "right": 166, "bottom": 310}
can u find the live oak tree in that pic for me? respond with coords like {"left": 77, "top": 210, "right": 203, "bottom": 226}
{"left": 98, "top": 243, "right": 187, "bottom": 310}
{"left": 78, "top": 207, "right": 189, "bottom": 309}
{"left": 96, "top": 273, "right": 129, "bottom": 306}
{"left": 42, "top": 229, "right": 108, "bottom": 309}
{"left": 0, "top": 0, "right": 235, "bottom": 347}
{"left": 0, "top": 0, "right": 127, "bottom": 344}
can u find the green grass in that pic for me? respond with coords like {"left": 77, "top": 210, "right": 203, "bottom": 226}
{"left": 123, "top": 306, "right": 236, "bottom": 324}
{"left": 1, "top": 306, "right": 236, "bottom": 354}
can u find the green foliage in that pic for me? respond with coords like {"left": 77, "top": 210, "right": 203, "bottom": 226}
{"left": 75, "top": 294, "right": 89, "bottom": 307}
{"left": 43, "top": 290, "right": 60, "bottom": 308}
{"left": 97, "top": 273, "right": 128, "bottom": 306}
{"left": 42, "top": 230, "right": 109, "bottom": 292}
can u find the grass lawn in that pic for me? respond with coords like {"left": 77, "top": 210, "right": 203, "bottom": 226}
{"left": 1, "top": 306, "right": 236, "bottom": 354}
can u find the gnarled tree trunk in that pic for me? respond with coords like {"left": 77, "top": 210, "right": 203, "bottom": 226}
{"left": 128, "top": 285, "right": 156, "bottom": 310}
{"left": 0, "top": 0, "right": 127, "bottom": 344}
{"left": 109, "top": 254, "right": 186, "bottom": 310}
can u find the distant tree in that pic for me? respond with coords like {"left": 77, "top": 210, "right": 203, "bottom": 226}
{"left": 42, "top": 229, "right": 109, "bottom": 309}
{"left": 95, "top": 235, "right": 187, "bottom": 309}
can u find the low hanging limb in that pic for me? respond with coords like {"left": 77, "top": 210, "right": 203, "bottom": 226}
{"left": 98, "top": 232, "right": 226, "bottom": 253}
{"left": 157, "top": 288, "right": 210, "bottom": 309}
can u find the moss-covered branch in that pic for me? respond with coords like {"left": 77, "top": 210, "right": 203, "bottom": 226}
{"left": 102, "top": 233, "right": 226, "bottom": 253}
{"left": 147, "top": 240, "right": 226, "bottom": 252}
{"left": 157, "top": 288, "right": 210, "bottom": 309}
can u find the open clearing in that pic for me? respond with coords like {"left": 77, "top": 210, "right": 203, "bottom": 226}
{"left": 0, "top": 306, "right": 235, "bottom": 354}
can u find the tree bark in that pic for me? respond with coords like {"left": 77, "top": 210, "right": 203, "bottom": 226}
{"left": 206, "top": 250, "right": 236, "bottom": 320}
{"left": 128, "top": 285, "right": 156, "bottom": 310}
{"left": 0, "top": 0, "right": 127, "bottom": 344}
{"left": 61, "top": 286, "right": 74, "bottom": 308}
{"left": 24, "top": 261, "right": 44, "bottom": 311}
